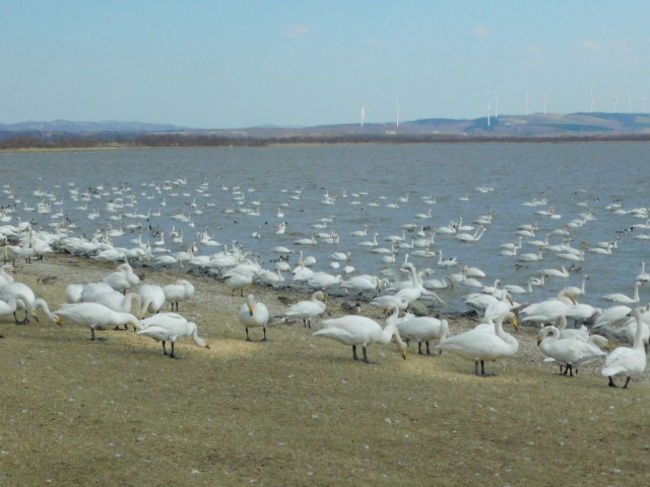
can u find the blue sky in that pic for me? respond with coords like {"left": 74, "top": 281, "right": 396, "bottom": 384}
{"left": 2, "top": 1, "right": 649, "bottom": 128}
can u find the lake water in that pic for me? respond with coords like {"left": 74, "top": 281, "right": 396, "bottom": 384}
{"left": 1, "top": 143, "right": 649, "bottom": 312}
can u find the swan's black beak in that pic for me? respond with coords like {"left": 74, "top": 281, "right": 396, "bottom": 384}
{"left": 248, "top": 304, "right": 254, "bottom": 316}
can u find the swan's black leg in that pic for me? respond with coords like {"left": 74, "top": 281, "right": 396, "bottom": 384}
{"left": 170, "top": 341, "right": 178, "bottom": 359}
{"left": 262, "top": 327, "right": 268, "bottom": 342}
{"left": 426, "top": 341, "right": 431, "bottom": 355}
{"left": 480, "top": 360, "right": 486, "bottom": 376}
{"left": 162, "top": 341, "right": 167, "bottom": 355}
{"left": 417, "top": 342, "right": 423, "bottom": 355}
{"left": 352, "top": 345, "right": 358, "bottom": 360}
{"left": 362, "top": 346, "right": 370, "bottom": 363}
{"left": 245, "top": 328, "right": 251, "bottom": 341}
{"left": 90, "top": 328, "right": 96, "bottom": 341}
{"left": 623, "top": 376, "right": 631, "bottom": 389}
{"left": 608, "top": 376, "right": 617, "bottom": 388}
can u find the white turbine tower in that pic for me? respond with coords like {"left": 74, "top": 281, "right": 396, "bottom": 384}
{"left": 396, "top": 102, "right": 400, "bottom": 128}
{"left": 360, "top": 106, "right": 366, "bottom": 127}
{"left": 524, "top": 93, "right": 529, "bottom": 116}
{"left": 487, "top": 103, "right": 491, "bottom": 127}
{"left": 543, "top": 93, "right": 549, "bottom": 115}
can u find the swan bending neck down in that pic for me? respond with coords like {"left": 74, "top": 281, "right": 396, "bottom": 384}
{"left": 314, "top": 315, "right": 408, "bottom": 363}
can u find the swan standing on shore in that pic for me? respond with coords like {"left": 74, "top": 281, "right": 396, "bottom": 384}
{"left": 439, "top": 310, "right": 519, "bottom": 376}
{"left": 314, "top": 314, "right": 408, "bottom": 363}
{"left": 601, "top": 307, "right": 647, "bottom": 388}
{"left": 282, "top": 291, "right": 326, "bottom": 328}
{"left": 52, "top": 302, "right": 139, "bottom": 341}
{"left": 239, "top": 294, "right": 270, "bottom": 341}
{"left": 162, "top": 279, "right": 195, "bottom": 311}
{"left": 137, "top": 312, "right": 209, "bottom": 358}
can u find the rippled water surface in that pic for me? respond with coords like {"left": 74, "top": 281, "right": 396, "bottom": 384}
{"left": 2, "top": 143, "right": 650, "bottom": 311}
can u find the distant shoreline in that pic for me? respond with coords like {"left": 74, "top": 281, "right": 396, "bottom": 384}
{"left": 3, "top": 133, "right": 650, "bottom": 153}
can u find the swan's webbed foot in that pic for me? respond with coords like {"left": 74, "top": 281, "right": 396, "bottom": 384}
{"left": 608, "top": 376, "right": 618, "bottom": 388}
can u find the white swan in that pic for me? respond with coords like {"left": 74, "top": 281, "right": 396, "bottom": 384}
{"left": 283, "top": 291, "right": 326, "bottom": 328}
{"left": 162, "top": 279, "right": 195, "bottom": 311}
{"left": 238, "top": 294, "right": 270, "bottom": 341}
{"left": 396, "top": 315, "right": 449, "bottom": 355}
{"left": 137, "top": 312, "right": 209, "bottom": 358}
{"left": 314, "top": 314, "right": 408, "bottom": 363}
{"left": 0, "top": 264, "right": 15, "bottom": 285}
{"left": 439, "top": 309, "right": 519, "bottom": 376}
{"left": 53, "top": 302, "right": 139, "bottom": 341}
{"left": 536, "top": 325, "right": 606, "bottom": 376}
{"left": 0, "top": 281, "right": 38, "bottom": 323}
{"left": 603, "top": 282, "right": 641, "bottom": 305}
{"left": 519, "top": 288, "right": 578, "bottom": 326}
{"left": 601, "top": 307, "right": 647, "bottom": 388}
{"left": 139, "top": 284, "right": 167, "bottom": 315}
{"left": 103, "top": 262, "right": 140, "bottom": 293}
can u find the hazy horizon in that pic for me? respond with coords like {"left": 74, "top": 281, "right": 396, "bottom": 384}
{"left": 2, "top": 1, "right": 650, "bottom": 129}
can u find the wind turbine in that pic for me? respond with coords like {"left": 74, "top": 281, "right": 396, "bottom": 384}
{"left": 396, "top": 102, "right": 400, "bottom": 128}
{"left": 487, "top": 103, "right": 491, "bottom": 127}
{"left": 360, "top": 106, "right": 366, "bottom": 127}
{"left": 524, "top": 93, "right": 529, "bottom": 116}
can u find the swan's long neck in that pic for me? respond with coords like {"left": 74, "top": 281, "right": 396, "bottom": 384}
{"left": 385, "top": 307, "right": 401, "bottom": 327}
{"left": 556, "top": 314, "right": 568, "bottom": 330}
{"left": 440, "top": 320, "right": 450, "bottom": 341}
{"left": 633, "top": 283, "right": 640, "bottom": 302}
{"left": 125, "top": 292, "right": 142, "bottom": 316}
{"left": 34, "top": 299, "right": 56, "bottom": 323}
{"left": 189, "top": 322, "right": 207, "bottom": 347}
{"left": 633, "top": 309, "right": 645, "bottom": 351}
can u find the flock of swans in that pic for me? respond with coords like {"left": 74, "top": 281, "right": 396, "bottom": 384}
{"left": 0, "top": 153, "right": 649, "bottom": 386}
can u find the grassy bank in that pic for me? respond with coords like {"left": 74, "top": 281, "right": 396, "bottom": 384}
{"left": 1, "top": 255, "right": 648, "bottom": 486}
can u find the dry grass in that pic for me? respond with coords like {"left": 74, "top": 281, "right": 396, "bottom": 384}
{"left": 1, "top": 255, "right": 649, "bottom": 486}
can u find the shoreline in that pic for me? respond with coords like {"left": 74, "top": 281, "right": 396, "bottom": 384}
{"left": 3, "top": 135, "right": 650, "bottom": 153}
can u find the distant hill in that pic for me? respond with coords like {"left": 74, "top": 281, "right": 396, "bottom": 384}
{"left": 0, "top": 120, "right": 187, "bottom": 134}
{"left": 2, "top": 113, "right": 650, "bottom": 148}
